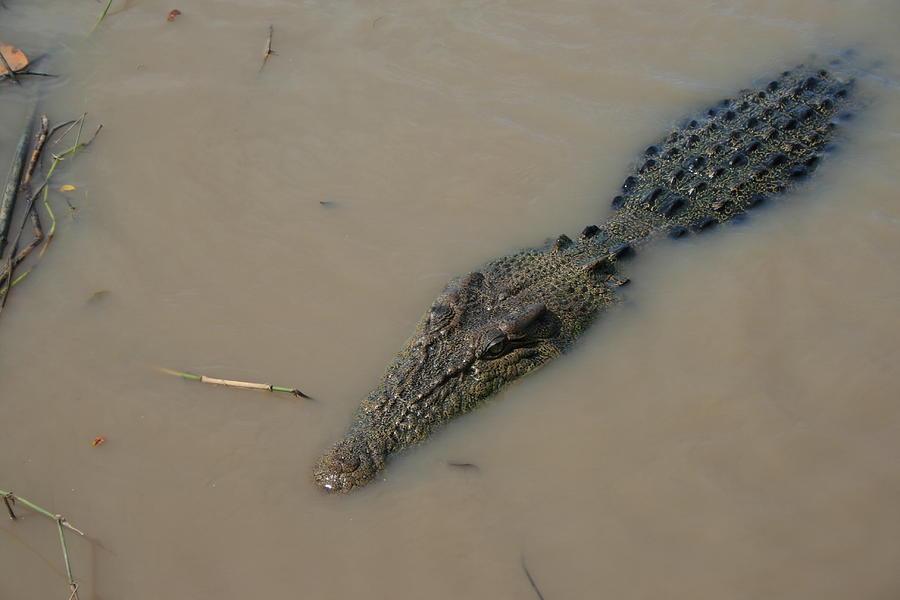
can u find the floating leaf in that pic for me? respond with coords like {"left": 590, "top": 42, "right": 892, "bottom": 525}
{"left": 91, "top": 436, "right": 106, "bottom": 446}
{"left": 0, "top": 43, "right": 28, "bottom": 75}
{"left": 167, "top": 9, "right": 181, "bottom": 21}
{"left": 58, "top": 184, "right": 76, "bottom": 192}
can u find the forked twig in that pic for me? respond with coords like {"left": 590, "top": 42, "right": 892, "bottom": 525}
{"left": 1, "top": 489, "right": 85, "bottom": 599}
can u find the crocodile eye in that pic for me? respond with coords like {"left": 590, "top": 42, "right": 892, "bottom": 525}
{"left": 481, "top": 332, "right": 509, "bottom": 359}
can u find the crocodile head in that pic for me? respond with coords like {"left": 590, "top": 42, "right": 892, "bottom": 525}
{"left": 313, "top": 247, "right": 614, "bottom": 492}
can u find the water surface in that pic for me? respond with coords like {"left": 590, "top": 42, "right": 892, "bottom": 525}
{"left": 1, "top": 1, "right": 899, "bottom": 598}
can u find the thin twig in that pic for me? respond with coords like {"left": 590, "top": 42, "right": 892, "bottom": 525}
{"left": 521, "top": 555, "right": 546, "bottom": 600}
{"left": 259, "top": 24, "right": 275, "bottom": 72}
{"left": 48, "top": 119, "right": 78, "bottom": 144}
{"left": 21, "top": 114, "right": 49, "bottom": 192}
{"left": 1, "top": 72, "right": 58, "bottom": 83}
{"left": 89, "top": 0, "right": 114, "bottom": 35}
{"left": 52, "top": 114, "right": 85, "bottom": 147}
{"left": 56, "top": 518, "right": 80, "bottom": 600}
{"left": 0, "top": 45, "right": 20, "bottom": 85}
{"left": 40, "top": 116, "right": 98, "bottom": 259}
{"left": 0, "top": 489, "right": 85, "bottom": 535}
{"left": 3, "top": 492, "right": 16, "bottom": 519}
{"left": 156, "top": 366, "right": 313, "bottom": 399}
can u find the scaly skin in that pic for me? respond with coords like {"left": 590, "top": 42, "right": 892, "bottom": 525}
{"left": 314, "top": 63, "right": 857, "bottom": 493}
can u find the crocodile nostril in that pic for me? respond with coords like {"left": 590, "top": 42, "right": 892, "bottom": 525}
{"left": 337, "top": 455, "right": 360, "bottom": 472}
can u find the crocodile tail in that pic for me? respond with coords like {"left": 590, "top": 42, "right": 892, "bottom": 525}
{"left": 581, "top": 62, "right": 857, "bottom": 256}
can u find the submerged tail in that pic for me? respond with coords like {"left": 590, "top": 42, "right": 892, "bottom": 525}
{"left": 576, "top": 62, "right": 858, "bottom": 256}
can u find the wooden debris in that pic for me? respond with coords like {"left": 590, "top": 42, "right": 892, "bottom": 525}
{"left": 156, "top": 366, "right": 313, "bottom": 399}
{"left": 259, "top": 25, "right": 275, "bottom": 72}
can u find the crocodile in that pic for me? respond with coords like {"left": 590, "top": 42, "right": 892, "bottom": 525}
{"left": 313, "top": 62, "right": 858, "bottom": 493}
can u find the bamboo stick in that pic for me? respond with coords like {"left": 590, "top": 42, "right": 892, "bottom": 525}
{"left": 156, "top": 366, "right": 313, "bottom": 399}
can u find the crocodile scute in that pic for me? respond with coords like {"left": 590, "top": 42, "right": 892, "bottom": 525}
{"left": 313, "top": 62, "right": 858, "bottom": 493}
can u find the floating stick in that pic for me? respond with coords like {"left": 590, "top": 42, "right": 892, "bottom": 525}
{"left": 3, "top": 492, "right": 15, "bottom": 520}
{"left": 156, "top": 366, "right": 312, "bottom": 399}
{"left": 521, "top": 555, "right": 546, "bottom": 600}
{"left": 0, "top": 70, "right": 58, "bottom": 81}
{"left": 259, "top": 25, "right": 275, "bottom": 72}
{"left": 89, "top": 0, "right": 114, "bottom": 35}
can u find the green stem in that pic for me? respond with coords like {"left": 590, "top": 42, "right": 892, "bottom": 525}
{"left": 40, "top": 116, "right": 87, "bottom": 257}
{"left": 89, "top": 0, "right": 114, "bottom": 36}
{"left": 39, "top": 194, "right": 55, "bottom": 256}
{"left": 0, "top": 490, "right": 55, "bottom": 519}
{"left": 56, "top": 518, "right": 74, "bottom": 583}
{"left": 0, "top": 489, "right": 85, "bottom": 534}
{"left": 167, "top": 368, "right": 202, "bottom": 381}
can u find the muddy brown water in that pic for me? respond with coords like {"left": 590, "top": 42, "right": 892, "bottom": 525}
{"left": 2, "top": 1, "right": 900, "bottom": 598}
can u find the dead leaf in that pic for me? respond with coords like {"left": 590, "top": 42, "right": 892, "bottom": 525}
{"left": 59, "top": 184, "right": 76, "bottom": 192}
{"left": 0, "top": 43, "right": 28, "bottom": 75}
{"left": 91, "top": 436, "right": 106, "bottom": 446}
{"left": 167, "top": 9, "right": 181, "bottom": 22}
